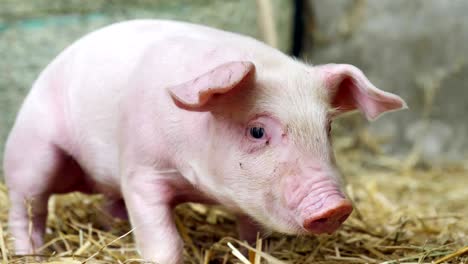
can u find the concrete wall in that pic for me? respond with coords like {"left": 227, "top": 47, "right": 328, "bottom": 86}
{"left": 305, "top": 0, "right": 468, "bottom": 162}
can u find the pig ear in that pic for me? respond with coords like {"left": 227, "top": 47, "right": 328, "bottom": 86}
{"left": 168, "top": 61, "right": 255, "bottom": 111}
{"left": 318, "top": 64, "right": 407, "bottom": 121}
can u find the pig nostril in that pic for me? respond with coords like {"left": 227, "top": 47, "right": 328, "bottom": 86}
{"left": 303, "top": 199, "right": 353, "bottom": 233}
{"left": 312, "top": 217, "right": 328, "bottom": 224}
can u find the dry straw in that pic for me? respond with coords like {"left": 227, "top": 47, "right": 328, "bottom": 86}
{"left": 0, "top": 133, "right": 466, "bottom": 263}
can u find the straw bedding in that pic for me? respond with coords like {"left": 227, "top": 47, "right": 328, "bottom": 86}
{"left": 0, "top": 132, "right": 466, "bottom": 263}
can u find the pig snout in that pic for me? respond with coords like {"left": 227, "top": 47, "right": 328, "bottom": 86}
{"left": 302, "top": 196, "right": 353, "bottom": 234}
{"left": 284, "top": 168, "right": 353, "bottom": 234}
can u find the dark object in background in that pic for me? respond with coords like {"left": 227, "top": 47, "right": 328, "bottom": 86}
{"left": 291, "top": 0, "right": 305, "bottom": 57}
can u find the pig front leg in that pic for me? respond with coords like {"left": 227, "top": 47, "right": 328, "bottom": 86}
{"left": 122, "top": 169, "right": 183, "bottom": 264}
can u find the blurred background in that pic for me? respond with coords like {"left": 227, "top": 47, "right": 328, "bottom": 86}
{"left": 1, "top": 0, "right": 467, "bottom": 169}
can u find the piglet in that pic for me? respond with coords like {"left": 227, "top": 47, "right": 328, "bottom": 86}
{"left": 3, "top": 20, "right": 406, "bottom": 263}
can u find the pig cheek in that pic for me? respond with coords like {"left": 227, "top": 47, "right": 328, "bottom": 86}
{"left": 236, "top": 153, "right": 277, "bottom": 194}
{"left": 234, "top": 156, "right": 303, "bottom": 234}
{"left": 209, "top": 117, "right": 244, "bottom": 163}
{"left": 259, "top": 182, "right": 305, "bottom": 234}
{"left": 263, "top": 163, "right": 300, "bottom": 226}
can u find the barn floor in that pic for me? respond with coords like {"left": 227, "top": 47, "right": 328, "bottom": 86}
{"left": 0, "top": 134, "right": 466, "bottom": 264}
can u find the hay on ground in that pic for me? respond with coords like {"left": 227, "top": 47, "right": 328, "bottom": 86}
{"left": 0, "top": 133, "right": 467, "bottom": 264}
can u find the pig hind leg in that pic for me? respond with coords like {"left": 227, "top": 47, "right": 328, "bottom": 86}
{"left": 4, "top": 139, "right": 67, "bottom": 254}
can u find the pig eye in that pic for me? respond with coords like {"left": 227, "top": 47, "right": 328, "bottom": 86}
{"left": 249, "top": 126, "right": 265, "bottom": 139}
